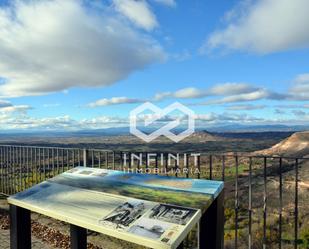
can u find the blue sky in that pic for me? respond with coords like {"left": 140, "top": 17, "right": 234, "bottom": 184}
{"left": 0, "top": 0, "right": 309, "bottom": 130}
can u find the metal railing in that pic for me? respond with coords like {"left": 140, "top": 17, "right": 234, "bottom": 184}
{"left": 0, "top": 145, "right": 308, "bottom": 249}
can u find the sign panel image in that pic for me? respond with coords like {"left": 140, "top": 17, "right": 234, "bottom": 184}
{"left": 8, "top": 167, "right": 223, "bottom": 249}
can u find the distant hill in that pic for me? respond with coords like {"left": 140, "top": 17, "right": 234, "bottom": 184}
{"left": 257, "top": 131, "right": 309, "bottom": 157}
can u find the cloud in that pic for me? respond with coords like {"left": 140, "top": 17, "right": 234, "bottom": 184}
{"left": 204, "top": 0, "right": 309, "bottom": 54}
{"left": 210, "top": 89, "right": 270, "bottom": 104}
{"left": 87, "top": 97, "right": 144, "bottom": 107}
{"left": 292, "top": 110, "right": 307, "bottom": 116}
{"left": 290, "top": 73, "right": 309, "bottom": 100}
{"left": 152, "top": 0, "right": 176, "bottom": 7}
{"left": 113, "top": 0, "right": 158, "bottom": 31}
{"left": 154, "top": 83, "right": 261, "bottom": 100}
{"left": 0, "top": 0, "right": 165, "bottom": 98}
{"left": 0, "top": 105, "right": 32, "bottom": 114}
{"left": 0, "top": 100, "right": 12, "bottom": 108}
{"left": 209, "top": 82, "right": 258, "bottom": 95}
{"left": 226, "top": 104, "right": 266, "bottom": 110}
{"left": 274, "top": 109, "right": 286, "bottom": 115}
{"left": 154, "top": 83, "right": 286, "bottom": 105}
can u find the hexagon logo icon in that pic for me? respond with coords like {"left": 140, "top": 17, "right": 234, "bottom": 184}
{"left": 130, "top": 102, "right": 195, "bottom": 143}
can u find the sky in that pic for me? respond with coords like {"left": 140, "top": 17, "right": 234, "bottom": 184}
{"left": 0, "top": 0, "right": 309, "bottom": 131}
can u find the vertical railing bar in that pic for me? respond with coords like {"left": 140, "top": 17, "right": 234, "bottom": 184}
{"left": 62, "top": 149, "right": 64, "bottom": 173}
{"left": 91, "top": 150, "right": 94, "bottom": 167}
{"left": 72, "top": 149, "right": 75, "bottom": 169}
{"left": 248, "top": 157, "right": 252, "bottom": 249}
{"left": 52, "top": 148, "right": 55, "bottom": 177}
{"left": 38, "top": 148, "right": 41, "bottom": 183}
{"left": 263, "top": 157, "right": 267, "bottom": 249}
{"left": 165, "top": 153, "right": 168, "bottom": 176}
{"left": 5, "top": 146, "right": 7, "bottom": 194}
{"left": 9, "top": 146, "right": 11, "bottom": 194}
{"left": 26, "top": 147, "right": 29, "bottom": 188}
{"left": 98, "top": 151, "right": 101, "bottom": 168}
{"left": 47, "top": 148, "right": 50, "bottom": 179}
{"left": 209, "top": 155, "right": 212, "bottom": 180}
{"left": 0, "top": 147, "right": 3, "bottom": 194}
{"left": 56, "top": 148, "right": 59, "bottom": 174}
{"left": 106, "top": 151, "right": 109, "bottom": 169}
{"left": 279, "top": 157, "right": 283, "bottom": 249}
{"left": 30, "top": 147, "right": 35, "bottom": 186}
{"left": 43, "top": 148, "right": 46, "bottom": 181}
{"left": 197, "top": 154, "right": 201, "bottom": 179}
{"left": 185, "top": 153, "right": 189, "bottom": 178}
{"left": 19, "top": 147, "right": 22, "bottom": 192}
{"left": 35, "top": 147, "right": 37, "bottom": 183}
{"left": 222, "top": 155, "right": 225, "bottom": 181}
{"left": 294, "top": 158, "right": 298, "bottom": 249}
{"left": 78, "top": 149, "right": 81, "bottom": 167}
{"left": 112, "top": 151, "right": 115, "bottom": 170}
{"left": 235, "top": 155, "right": 239, "bottom": 249}
{"left": 66, "top": 149, "right": 69, "bottom": 170}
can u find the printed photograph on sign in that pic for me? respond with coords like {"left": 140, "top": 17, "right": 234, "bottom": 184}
{"left": 148, "top": 204, "right": 197, "bottom": 225}
{"left": 128, "top": 218, "right": 171, "bottom": 240}
{"left": 99, "top": 201, "right": 146, "bottom": 230}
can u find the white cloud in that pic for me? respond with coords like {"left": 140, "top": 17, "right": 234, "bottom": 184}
{"left": 212, "top": 89, "right": 270, "bottom": 104}
{"left": 227, "top": 104, "right": 266, "bottom": 110}
{"left": 204, "top": 0, "right": 309, "bottom": 54}
{"left": 290, "top": 73, "right": 309, "bottom": 100}
{"left": 113, "top": 0, "right": 158, "bottom": 31}
{"left": 0, "top": 105, "right": 32, "bottom": 114}
{"left": 209, "top": 83, "right": 258, "bottom": 95}
{"left": 0, "top": 100, "right": 12, "bottom": 108}
{"left": 87, "top": 97, "right": 144, "bottom": 107}
{"left": 152, "top": 0, "right": 176, "bottom": 7}
{"left": 0, "top": 0, "right": 165, "bottom": 98}
{"left": 174, "top": 87, "right": 204, "bottom": 98}
{"left": 154, "top": 83, "right": 266, "bottom": 101}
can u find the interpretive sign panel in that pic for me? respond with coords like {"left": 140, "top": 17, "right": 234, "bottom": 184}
{"left": 8, "top": 167, "right": 224, "bottom": 249}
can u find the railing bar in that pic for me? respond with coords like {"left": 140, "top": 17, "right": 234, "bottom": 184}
{"left": 106, "top": 151, "right": 109, "bottom": 169}
{"left": 78, "top": 149, "right": 81, "bottom": 167}
{"left": 165, "top": 153, "right": 168, "bottom": 176}
{"left": 294, "top": 158, "right": 298, "bottom": 249}
{"left": 91, "top": 150, "right": 94, "bottom": 168}
{"left": 112, "top": 151, "right": 115, "bottom": 170}
{"left": 0, "top": 147, "right": 3, "bottom": 194}
{"left": 209, "top": 155, "right": 212, "bottom": 180}
{"left": 197, "top": 155, "right": 201, "bottom": 179}
{"left": 263, "top": 157, "right": 267, "bottom": 249}
{"left": 33, "top": 148, "right": 39, "bottom": 184}
{"left": 98, "top": 151, "right": 101, "bottom": 168}
{"left": 248, "top": 157, "right": 252, "bottom": 249}
{"left": 235, "top": 155, "right": 239, "bottom": 249}
{"left": 185, "top": 153, "right": 189, "bottom": 178}
{"left": 222, "top": 155, "right": 225, "bottom": 181}
{"left": 56, "top": 148, "right": 59, "bottom": 175}
{"left": 66, "top": 149, "right": 69, "bottom": 170}
{"left": 5, "top": 146, "right": 7, "bottom": 194}
{"left": 19, "top": 147, "right": 22, "bottom": 192}
{"left": 72, "top": 149, "right": 74, "bottom": 169}
{"left": 26, "top": 147, "right": 29, "bottom": 189}
{"left": 43, "top": 149, "right": 46, "bottom": 181}
{"left": 62, "top": 149, "right": 64, "bottom": 173}
{"left": 51, "top": 149, "right": 55, "bottom": 177}
{"left": 279, "top": 157, "right": 282, "bottom": 249}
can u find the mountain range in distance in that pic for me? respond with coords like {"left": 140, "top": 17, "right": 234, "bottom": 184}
{"left": 0, "top": 124, "right": 308, "bottom": 137}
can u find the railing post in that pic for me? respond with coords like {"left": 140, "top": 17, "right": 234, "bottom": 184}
{"left": 83, "top": 149, "right": 90, "bottom": 167}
